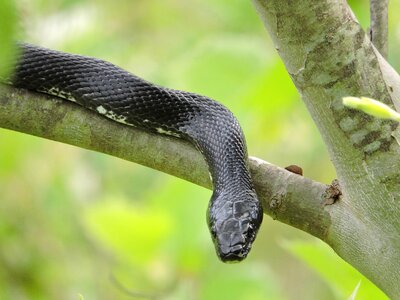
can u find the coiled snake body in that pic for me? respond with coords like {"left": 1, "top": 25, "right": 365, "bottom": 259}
{"left": 10, "top": 43, "right": 263, "bottom": 262}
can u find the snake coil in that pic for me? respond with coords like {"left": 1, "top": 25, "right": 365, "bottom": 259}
{"left": 10, "top": 43, "right": 263, "bottom": 262}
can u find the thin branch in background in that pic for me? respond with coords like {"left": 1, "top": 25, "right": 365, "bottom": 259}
{"left": 370, "top": 0, "right": 389, "bottom": 58}
{"left": 109, "top": 273, "right": 160, "bottom": 299}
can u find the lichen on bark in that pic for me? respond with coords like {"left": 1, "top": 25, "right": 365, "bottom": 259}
{"left": 253, "top": 0, "right": 400, "bottom": 297}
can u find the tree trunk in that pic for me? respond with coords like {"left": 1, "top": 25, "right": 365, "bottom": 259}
{"left": 1, "top": 0, "right": 400, "bottom": 297}
{"left": 252, "top": 0, "right": 400, "bottom": 297}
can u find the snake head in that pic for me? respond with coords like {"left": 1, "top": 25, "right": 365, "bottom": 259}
{"left": 208, "top": 190, "right": 263, "bottom": 263}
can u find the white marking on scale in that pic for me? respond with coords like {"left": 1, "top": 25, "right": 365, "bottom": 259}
{"left": 45, "top": 87, "right": 76, "bottom": 102}
{"left": 96, "top": 105, "right": 107, "bottom": 114}
{"left": 107, "top": 113, "right": 129, "bottom": 125}
{"left": 97, "top": 108, "right": 131, "bottom": 125}
{"left": 156, "top": 127, "right": 180, "bottom": 137}
{"left": 48, "top": 87, "right": 60, "bottom": 94}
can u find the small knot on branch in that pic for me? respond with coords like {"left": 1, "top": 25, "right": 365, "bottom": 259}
{"left": 285, "top": 164, "right": 303, "bottom": 176}
{"left": 323, "top": 179, "right": 342, "bottom": 206}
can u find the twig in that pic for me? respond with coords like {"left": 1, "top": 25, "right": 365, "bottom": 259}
{"left": 109, "top": 273, "right": 161, "bottom": 299}
{"left": 370, "top": 0, "right": 389, "bottom": 58}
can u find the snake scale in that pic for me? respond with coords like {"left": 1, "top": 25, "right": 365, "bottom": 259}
{"left": 9, "top": 43, "right": 263, "bottom": 262}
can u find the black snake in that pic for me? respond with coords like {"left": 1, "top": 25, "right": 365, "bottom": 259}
{"left": 8, "top": 43, "right": 263, "bottom": 262}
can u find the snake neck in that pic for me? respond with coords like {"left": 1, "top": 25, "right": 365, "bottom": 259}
{"left": 9, "top": 42, "right": 263, "bottom": 262}
{"left": 179, "top": 107, "right": 263, "bottom": 262}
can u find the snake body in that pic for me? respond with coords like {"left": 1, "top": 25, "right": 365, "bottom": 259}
{"left": 10, "top": 43, "right": 263, "bottom": 262}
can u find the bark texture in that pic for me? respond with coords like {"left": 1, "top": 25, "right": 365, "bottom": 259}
{"left": 0, "top": 84, "right": 333, "bottom": 241}
{"left": 252, "top": 0, "right": 400, "bottom": 297}
{"left": 370, "top": 0, "right": 389, "bottom": 58}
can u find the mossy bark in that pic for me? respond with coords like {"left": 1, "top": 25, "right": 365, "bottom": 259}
{"left": 253, "top": 0, "right": 400, "bottom": 297}
{"left": 0, "top": 84, "right": 332, "bottom": 240}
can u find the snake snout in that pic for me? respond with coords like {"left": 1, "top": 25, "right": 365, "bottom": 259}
{"left": 209, "top": 190, "right": 263, "bottom": 263}
{"left": 216, "top": 231, "right": 248, "bottom": 262}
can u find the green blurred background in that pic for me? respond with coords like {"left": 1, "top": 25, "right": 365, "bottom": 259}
{"left": 0, "top": 0, "right": 399, "bottom": 299}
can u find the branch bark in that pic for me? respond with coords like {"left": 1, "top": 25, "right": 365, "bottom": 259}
{"left": 2, "top": 0, "right": 398, "bottom": 291}
{"left": 0, "top": 83, "right": 332, "bottom": 240}
{"left": 370, "top": 0, "right": 389, "bottom": 58}
{"left": 252, "top": 0, "right": 400, "bottom": 297}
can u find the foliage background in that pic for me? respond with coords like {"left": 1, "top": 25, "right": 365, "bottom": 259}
{"left": 0, "top": 0, "right": 399, "bottom": 299}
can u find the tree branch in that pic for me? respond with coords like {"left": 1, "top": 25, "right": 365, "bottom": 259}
{"left": 252, "top": 0, "right": 400, "bottom": 297}
{"left": 370, "top": 0, "right": 389, "bottom": 58}
{"left": 0, "top": 83, "right": 332, "bottom": 240}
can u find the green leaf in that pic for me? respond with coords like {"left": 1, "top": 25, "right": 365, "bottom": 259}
{"left": 342, "top": 96, "right": 400, "bottom": 121}
{"left": 200, "top": 264, "right": 283, "bottom": 300}
{"left": 83, "top": 198, "right": 174, "bottom": 265}
{"left": 282, "top": 240, "right": 388, "bottom": 300}
{"left": 0, "top": 0, "right": 18, "bottom": 79}
{"left": 349, "top": 281, "right": 361, "bottom": 300}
